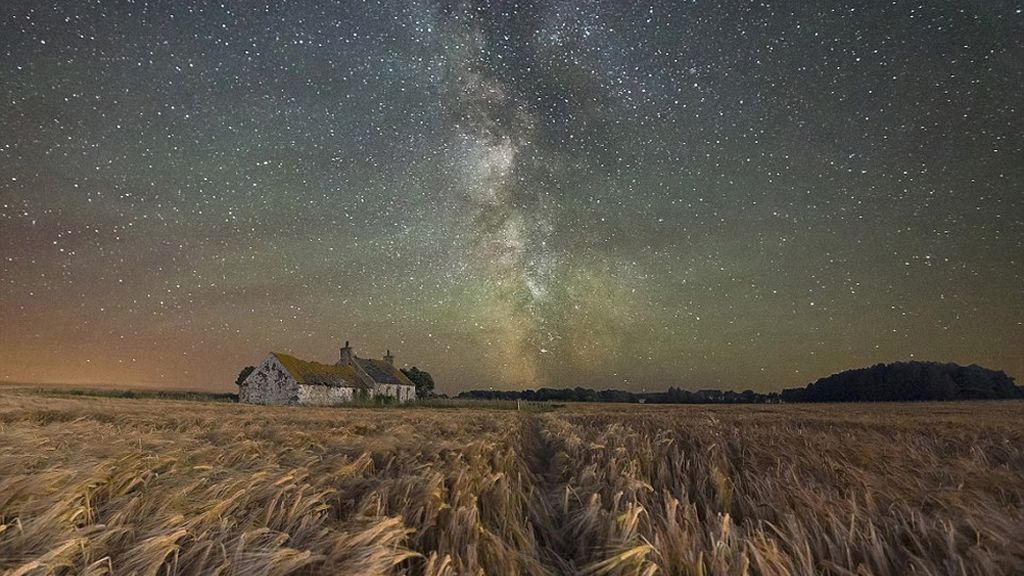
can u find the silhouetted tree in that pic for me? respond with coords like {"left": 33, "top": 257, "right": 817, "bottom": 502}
{"left": 401, "top": 367, "right": 436, "bottom": 397}
{"left": 235, "top": 366, "right": 255, "bottom": 387}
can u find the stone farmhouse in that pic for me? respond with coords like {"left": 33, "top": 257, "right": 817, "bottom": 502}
{"left": 239, "top": 342, "right": 416, "bottom": 405}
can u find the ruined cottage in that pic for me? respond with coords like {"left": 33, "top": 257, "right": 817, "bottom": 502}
{"left": 239, "top": 342, "right": 416, "bottom": 405}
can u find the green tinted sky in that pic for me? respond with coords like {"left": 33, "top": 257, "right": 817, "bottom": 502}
{"left": 1, "top": 1, "right": 1021, "bottom": 392}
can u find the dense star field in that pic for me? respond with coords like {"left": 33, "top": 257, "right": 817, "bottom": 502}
{"left": 1, "top": 2, "right": 1021, "bottom": 392}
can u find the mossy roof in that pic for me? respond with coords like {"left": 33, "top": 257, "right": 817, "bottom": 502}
{"left": 272, "top": 352, "right": 369, "bottom": 389}
{"left": 355, "top": 357, "right": 415, "bottom": 386}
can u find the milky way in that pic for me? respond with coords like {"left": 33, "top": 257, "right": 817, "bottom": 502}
{"left": 1, "top": 1, "right": 1022, "bottom": 392}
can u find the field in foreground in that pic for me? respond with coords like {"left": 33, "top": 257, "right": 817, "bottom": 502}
{"left": 1, "top": 393, "right": 1022, "bottom": 575}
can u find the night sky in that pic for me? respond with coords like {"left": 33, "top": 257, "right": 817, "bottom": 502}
{"left": 1, "top": 1, "right": 1022, "bottom": 393}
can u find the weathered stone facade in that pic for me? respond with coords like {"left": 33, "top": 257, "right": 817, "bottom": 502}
{"left": 296, "top": 383, "right": 356, "bottom": 405}
{"left": 376, "top": 383, "right": 416, "bottom": 403}
{"left": 238, "top": 355, "right": 299, "bottom": 405}
{"left": 239, "top": 344, "right": 416, "bottom": 406}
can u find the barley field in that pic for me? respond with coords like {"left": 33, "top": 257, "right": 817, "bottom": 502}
{"left": 1, "top": 392, "right": 1022, "bottom": 575}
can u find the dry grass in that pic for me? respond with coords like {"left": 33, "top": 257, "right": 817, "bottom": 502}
{"left": 1, "top": 392, "right": 1022, "bottom": 575}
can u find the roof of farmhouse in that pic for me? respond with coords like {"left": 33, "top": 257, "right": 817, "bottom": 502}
{"left": 270, "top": 348, "right": 416, "bottom": 388}
{"left": 355, "top": 357, "right": 410, "bottom": 385}
{"left": 271, "top": 352, "right": 368, "bottom": 389}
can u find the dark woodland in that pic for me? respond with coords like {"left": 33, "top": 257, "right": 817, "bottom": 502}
{"left": 458, "top": 362, "right": 1023, "bottom": 404}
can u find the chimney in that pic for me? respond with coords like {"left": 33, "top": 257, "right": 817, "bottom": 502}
{"left": 384, "top": 349, "right": 394, "bottom": 366}
{"left": 338, "top": 341, "right": 353, "bottom": 366}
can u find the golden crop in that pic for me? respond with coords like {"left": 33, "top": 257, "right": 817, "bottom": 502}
{"left": 1, "top": 392, "right": 1022, "bottom": 575}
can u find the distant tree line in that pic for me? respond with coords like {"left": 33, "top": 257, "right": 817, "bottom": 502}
{"left": 458, "top": 362, "right": 1022, "bottom": 404}
{"left": 457, "top": 386, "right": 777, "bottom": 404}
{"left": 781, "top": 362, "right": 1023, "bottom": 402}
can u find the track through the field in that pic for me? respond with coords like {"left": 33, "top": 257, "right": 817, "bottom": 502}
{"left": 521, "top": 414, "right": 579, "bottom": 574}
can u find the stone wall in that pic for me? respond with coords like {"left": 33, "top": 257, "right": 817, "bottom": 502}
{"left": 395, "top": 384, "right": 415, "bottom": 402}
{"left": 296, "top": 384, "right": 357, "bottom": 405}
{"left": 374, "top": 384, "right": 416, "bottom": 403}
{"left": 240, "top": 355, "right": 298, "bottom": 404}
